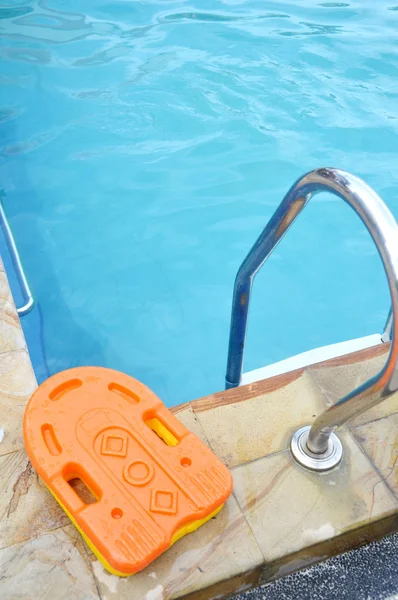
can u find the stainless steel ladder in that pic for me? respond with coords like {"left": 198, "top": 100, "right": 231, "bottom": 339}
{"left": 0, "top": 199, "right": 35, "bottom": 316}
{"left": 225, "top": 167, "right": 398, "bottom": 471}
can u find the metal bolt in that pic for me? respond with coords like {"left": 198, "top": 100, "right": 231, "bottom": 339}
{"left": 290, "top": 425, "right": 343, "bottom": 472}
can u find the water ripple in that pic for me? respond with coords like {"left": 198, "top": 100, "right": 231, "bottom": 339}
{"left": 0, "top": 6, "right": 33, "bottom": 19}
{"left": 160, "top": 11, "right": 290, "bottom": 23}
{"left": 1, "top": 0, "right": 398, "bottom": 404}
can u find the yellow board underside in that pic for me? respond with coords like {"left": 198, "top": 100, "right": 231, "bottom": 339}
{"left": 45, "top": 483, "right": 223, "bottom": 577}
{"left": 144, "top": 418, "right": 179, "bottom": 446}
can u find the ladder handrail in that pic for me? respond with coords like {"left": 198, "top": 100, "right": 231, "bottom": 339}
{"left": 225, "top": 167, "right": 398, "bottom": 456}
{"left": 382, "top": 306, "right": 393, "bottom": 342}
{"left": 0, "top": 200, "right": 35, "bottom": 316}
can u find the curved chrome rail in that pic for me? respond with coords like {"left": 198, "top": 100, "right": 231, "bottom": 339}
{"left": 382, "top": 307, "right": 393, "bottom": 342}
{"left": 0, "top": 201, "right": 35, "bottom": 316}
{"left": 225, "top": 168, "right": 398, "bottom": 470}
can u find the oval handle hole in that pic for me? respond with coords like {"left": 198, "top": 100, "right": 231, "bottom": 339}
{"left": 145, "top": 418, "right": 179, "bottom": 446}
{"left": 41, "top": 424, "right": 62, "bottom": 456}
{"left": 49, "top": 378, "right": 82, "bottom": 401}
{"left": 68, "top": 478, "right": 98, "bottom": 505}
{"left": 108, "top": 382, "right": 140, "bottom": 404}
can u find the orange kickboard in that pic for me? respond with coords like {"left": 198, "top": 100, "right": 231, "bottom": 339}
{"left": 23, "top": 367, "right": 233, "bottom": 576}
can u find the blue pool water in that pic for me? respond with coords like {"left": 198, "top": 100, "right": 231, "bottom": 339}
{"left": 1, "top": 1, "right": 398, "bottom": 406}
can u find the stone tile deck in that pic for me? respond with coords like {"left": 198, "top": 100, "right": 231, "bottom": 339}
{"left": 0, "top": 258, "right": 397, "bottom": 599}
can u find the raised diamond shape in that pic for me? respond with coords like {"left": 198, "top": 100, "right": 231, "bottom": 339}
{"left": 100, "top": 433, "right": 128, "bottom": 457}
{"left": 150, "top": 489, "right": 178, "bottom": 515}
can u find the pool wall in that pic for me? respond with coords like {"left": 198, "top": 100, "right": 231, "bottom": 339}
{"left": 0, "top": 257, "right": 397, "bottom": 599}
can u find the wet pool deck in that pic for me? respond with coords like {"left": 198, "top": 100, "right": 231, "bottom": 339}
{"left": 0, "top": 258, "right": 397, "bottom": 599}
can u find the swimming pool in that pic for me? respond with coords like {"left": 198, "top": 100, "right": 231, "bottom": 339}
{"left": 1, "top": 0, "right": 397, "bottom": 407}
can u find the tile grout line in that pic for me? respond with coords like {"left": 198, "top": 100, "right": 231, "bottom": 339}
{"left": 229, "top": 446, "right": 290, "bottom": 471}
{"left": 187, "top": 404, "right": 213, "bottom": 449}
{"left": 303, "top": 368, "right": 333, "bottom": 408}
{"left": 349, "top": 410, "right": 398, "bottom": 431}
{"left": 348, "top": 429, "right": 398, "bottom": 506}
{"left": 189, "top": 404, "right": 267, "bottom": 564}
{"left": 230, "top": 488, "right": 267, "bottom": 566}
{"left": 191, "top": 385, "right": 298, "bottom": 470}
{"left": 81, "top": 540, "right": 103, "bottom": 600}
